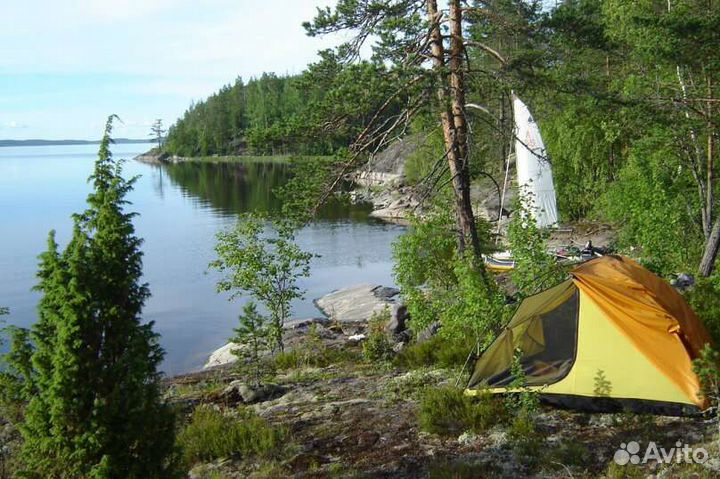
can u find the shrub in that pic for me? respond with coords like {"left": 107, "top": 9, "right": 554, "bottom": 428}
{"left": 363, "top": 308, "right": 394, "bottom": 361}
{"left": 210, "top": 214, "right": 313, "bottom": 352}
{"left": 685, "top": 276, "right": 720, "bottom": 344}
{"left": 507, "top": 193, "right": 567, "bottom": 299}
{"left": 604, "top": 461, "right": 647, "bottom": 479}
{"left": 9, "top": 118, "right": 177, "bottom": 478}
{"left": 230, "top": 301, "right": 271, "bottom": 386}
{"left": 548, "top": 440, "right": 591, "bottom": 469}
{"left": 404, "top": 128, "right": 445, "bottom": 185}
{"left": 504, "top": 348, "right": 540, "bottom": 416}
{"left": 692, "top": 344, "right": 720, "bottom": 432}
{"left": 394, "top": 335, "right": 477, "bottom": 370}
{"left": 178, "top": 406, "right": 288, "bottom": 466}
{"left": 419, "top": 386, "right": 506, "bottom": 436}
{"left": 507, "top": 414, "right": 543, "bottom": 468}
{"left": 271, "top": 325, "right": 358, "bottom": 371}
{"left": 392, "top": 210, "right": 504, "bottom": 350}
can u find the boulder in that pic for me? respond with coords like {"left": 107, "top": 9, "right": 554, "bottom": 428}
{"left": 204, "top": 318, "right": 334, "bottom": 369}
{"left": 374, "top": 286, "right": 400, "bottom": 301}
{"left": 315, "top": 284, "right": 399, "bottom": 323}
{"left": 284, "top": 317, "right": 331, "bottom": 330}
{"left": 204, "top": 342, "right": 242, "bottom": 369}
{"left": 416, "top": 321, "right": 441, "bottom": 343}
{"left": 671, "top": 273, "right": 695, "bottom": 291}
{"left": 222, "top": 380, "right": 286, "bottom": 404}
{"left": 385, "top": 303, "right": 409, "bottom": 337}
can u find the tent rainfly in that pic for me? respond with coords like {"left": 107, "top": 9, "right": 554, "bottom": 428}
{"left": 466, "top": 255, "right": 713, "bottom": 415}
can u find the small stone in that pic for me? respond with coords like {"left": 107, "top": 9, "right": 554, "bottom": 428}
{"left": 416, "top": 321, "right": 440, "bottom": 342}
{"left": 487, "top": 428, "right": 508, "bottom": 447}
{"left": 348, "top": 333, "right": 366, "bottom": 344}
{"left": 702, "top": 457, "right": 720, "bottom": 473}
{"left": 458, "top": 431, "right": 480, "bottom": 446}
{"left": 357, "top": 431, "right": 380, "bottom": 447}
{"left": 588, "top": 414, "right": 614, "bottom": 427}
{"left": 285, "top": 453, "right": 327, "bottom": 472}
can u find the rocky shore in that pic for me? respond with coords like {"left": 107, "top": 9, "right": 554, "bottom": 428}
{"left": 134, "top": 150, "right": 225, "bottom": 165}
{"left": 164, "top": 281, "right": 718, "bottom": 479}
{"left": 204, "top": 284, "right": 407, "bottom": 369}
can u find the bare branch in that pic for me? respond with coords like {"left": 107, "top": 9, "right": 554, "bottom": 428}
{"left": 464, "top": 40, "right": 507, "bottom": 65}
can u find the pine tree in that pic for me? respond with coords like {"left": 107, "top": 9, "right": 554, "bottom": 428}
{"left": 230, "top": 301, "right": 270, "bottom": 386}
{"left": 14, "top": 115, "right": 177, "bottom": 478}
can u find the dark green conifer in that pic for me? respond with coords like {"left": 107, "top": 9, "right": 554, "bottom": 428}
{"left": 15, "top": 116, "right": 176, "bottom": 478}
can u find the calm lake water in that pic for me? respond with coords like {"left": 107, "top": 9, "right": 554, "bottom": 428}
{"left": 0, "top": 143, "right": 404, "bottom": 375}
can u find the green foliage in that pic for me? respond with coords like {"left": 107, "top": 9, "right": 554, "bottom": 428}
{"left": 548, "top": 440, "right": 591, "bottom": 469}
{"left": 362, "top": 307, "right": 394, "bottom": 362}
{"left": 445, "top": 253, "right": 507, "bottom": 344}
{"left": 403, "top": 128, "right": 445, "bottom": 186}
{"left": 541, "top": 99, "right": 624, "bottom": 221}
{"left": 275, "top": 154, "right": 344, "bottom": 223}
{"left": 604, "top": 130, "right": 702, "bottom": 275}
{"left": 164, "top": 56, "right": 403, "bottom": 159}
{"left": 692, "top": 344, "right": 720, "bottom": 411}
{"left": 507, "top": 194, "right": 567, "bottom": 298}
{"left": 230, "top": 301, "right": 271, "bottom": 386}
{"left": 0, "top": 326, "right": 33, "bottom": 422}
{"left": 9, "top": 116, "right": 177, "bottom": 479}
{"left": 505, "top": 348, "right": 540, "bottom": 416}
{"left": 210, "top": 214, "right": 313, "bottom": 352}
{"left": 394, "top": 335, "right": 478, "bottom": 370}
{"left": 506, "top": 414, "right": 543, "bottom": 467}
{"left": 177, "top": 406, "right": 288, "bottom": 466}
{"left": 604, "top": 461, "right": 647, "bottom": 479}
{"left": 418, "top": 386, "right": 506, "bottom": 436}
{"left": 685, "top": 276, "right": 720, "bottom": 344}
{"left": 393, "top": 210, "right": 505, "bottom": 348}
{"left": 271, "top": 325, "right": 357, "bottom": 371}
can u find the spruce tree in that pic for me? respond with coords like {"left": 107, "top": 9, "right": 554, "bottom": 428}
{"left": 15, "top": 116, "right": 176, "bottom": 478}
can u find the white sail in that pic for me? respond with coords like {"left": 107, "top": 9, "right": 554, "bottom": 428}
{"left": 513, "top": 95, "right": 558, "bottom": 228}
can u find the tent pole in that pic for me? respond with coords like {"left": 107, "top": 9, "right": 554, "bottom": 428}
{"left": 455, "top": 340, "right": 480, "bottom": 388}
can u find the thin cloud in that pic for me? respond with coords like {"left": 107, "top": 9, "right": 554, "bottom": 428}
{"left": 1, "top": 121, "right": 28, "bottom": 129}
{"left": 0, "top": 0, "right": 339, "bottom": 139}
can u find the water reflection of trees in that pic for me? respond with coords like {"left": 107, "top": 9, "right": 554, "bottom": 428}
{"left": 160, "top": 161, "right": 373, "bottom": 221}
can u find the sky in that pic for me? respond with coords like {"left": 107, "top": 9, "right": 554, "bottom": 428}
{"left": 0, "top": 0, "right": 341, "bottom": 140}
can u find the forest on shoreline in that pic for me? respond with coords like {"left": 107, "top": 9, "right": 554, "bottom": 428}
{"left": 165, "top": 0, "right": 720, "bottom": 280}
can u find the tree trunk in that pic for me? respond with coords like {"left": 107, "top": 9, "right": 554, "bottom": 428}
{"left": 707, "top": 74, "right": 714, "bottom": 241}
{"left": 700, "top": 75, "right": 717, "bottom": 277}
{"left": 699, "top": 216, "right": 720, "bottom": 277}
{"left": 448, "top": 0, "right": 482, "bottom": 261}
{"left": 426, "top": 0, "right": 482, "bottom": 263}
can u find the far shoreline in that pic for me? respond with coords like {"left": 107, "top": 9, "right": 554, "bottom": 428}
{"left": 0, "top": 138, "right": 153, "bottom": 148}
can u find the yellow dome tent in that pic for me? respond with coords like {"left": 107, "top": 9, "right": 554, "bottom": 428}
{"left": 466, "top": 255, "right": 713, "bottom": 415}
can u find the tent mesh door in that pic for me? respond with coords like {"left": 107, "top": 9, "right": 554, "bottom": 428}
{"left": 473, "top": 287, "right": 580, "bottom": 388}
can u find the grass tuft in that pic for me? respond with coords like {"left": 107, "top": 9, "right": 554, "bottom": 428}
{"left": 177, "top": 405, "right": 288, "bottom": 466}
{"left": 419, "top": 386, "right": 506, "bottom": 436}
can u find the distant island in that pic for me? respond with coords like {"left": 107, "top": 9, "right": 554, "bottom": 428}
{"left": 0, "top": 138, "right": 153, "bottom": 147}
